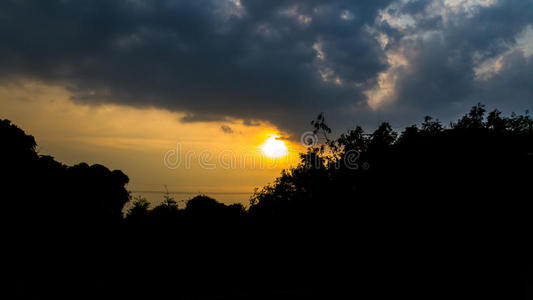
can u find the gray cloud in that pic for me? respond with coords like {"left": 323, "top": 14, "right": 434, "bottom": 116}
{"left": 375, "top": 0, "right": 533, "bottom": 123}
{"left": 220, "top": 125, "right": 234, "bottom": 134}
{"left": 477, "top": 49, "right": 533, "bottom": 112}
{"left": 0, "top": 0, "right": 392, "bottom": 136}
{"left": 1, "top": 0, "right": 533, "bottom": 135}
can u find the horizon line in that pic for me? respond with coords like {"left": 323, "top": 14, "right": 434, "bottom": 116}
{"left": 131, "top": 190, "right": 252, "bottom": 195}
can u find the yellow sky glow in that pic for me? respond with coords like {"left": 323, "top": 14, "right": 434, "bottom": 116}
{"left": 0, "top": 80, "right": 303, "bottom": 206}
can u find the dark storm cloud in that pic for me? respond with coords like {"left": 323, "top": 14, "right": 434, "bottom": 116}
{"left": 0, "top": 0, "right": 392, "bottom": 136}
{"left": 477, "top": 50, "right": 533, "bottom": 112}
{"left": 378, "top": 0, "right": 533, "bottom": 122}
{"left": 1, "top": 0, "right": 533, "bottom": 135}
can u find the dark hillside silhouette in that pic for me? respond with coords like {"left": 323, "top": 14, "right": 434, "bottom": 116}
{"left": 3, "top": 104, "right": 533, "bottom": 299}
{"left": 2, "top": 120, "right": 130, "bottom": 232}
{"left": 249, "top": 104, "right": 533, "bottom": 299}
{"left": 2, "top": 120, "right": 130, "bottom": 299}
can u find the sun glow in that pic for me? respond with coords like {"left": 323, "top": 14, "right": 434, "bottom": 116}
{"left": 260, "top": 135, "right": 288, "bottom": 158}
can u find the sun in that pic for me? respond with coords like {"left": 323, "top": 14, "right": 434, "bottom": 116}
{"left": 261, "top": 135, "right": 288, "bottom": 158}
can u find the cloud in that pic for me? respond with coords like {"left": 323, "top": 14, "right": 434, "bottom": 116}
{"left": 367, "top": 0, "right": 533, "bottom": 124}
{"left": 0, "top": 0, "right": 393, "bottom": 136}
{"left": 220, "top": 125, "right": 234, "bottom": 134}
{"left": 1, "top": 0, "right": 533, "bottom": 135}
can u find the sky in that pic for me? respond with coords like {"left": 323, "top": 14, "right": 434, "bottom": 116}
{"left": 1, "top": 0, "right": 533, "bottom": 205}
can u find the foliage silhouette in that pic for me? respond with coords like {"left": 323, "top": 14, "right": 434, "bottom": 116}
{"left": 4, "top": 103, "right": 533, "bottom": 299}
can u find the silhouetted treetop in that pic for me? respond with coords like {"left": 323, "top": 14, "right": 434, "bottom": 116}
{"left": 4, "top": 100, "right": 533, "bottom": 299}
{"left": 250, "top": 104, "right": 533, "bottom": 224}
{"left": 421, "top": 116, "right": 443, "bottom": 134}
{"left": 1, "top": 119, "right": 37, "bottom": 161}
{"left": 1, "top": 118, "right": 130, "bottom": 229}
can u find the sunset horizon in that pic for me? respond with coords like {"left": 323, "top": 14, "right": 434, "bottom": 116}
{"left": 3, "top": 0, "right": 533, "bottom": 299}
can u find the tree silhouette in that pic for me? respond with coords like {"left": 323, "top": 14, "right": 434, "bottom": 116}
{"left": 3, "top": 103, "right": 533, "bottom": 299}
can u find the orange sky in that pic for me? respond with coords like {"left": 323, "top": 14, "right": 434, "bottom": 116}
{"left": 0, "top": 80, "right": 304, "bottom": 207}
